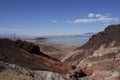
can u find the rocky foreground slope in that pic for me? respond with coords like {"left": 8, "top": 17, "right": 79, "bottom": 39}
{"left": 0, "top": 39, "right": 72, "bottom": 73}
{"left": 0, "top": 60, "right": 70, "bottom": 80}
{"left": 63, "top": 24, "right": 120, "bottom": 80}
{"left": 0, "top": 39, "right": 90, "bottom": 80}
{"left": 0, "top": 39, "right": 74, "bottom": 80}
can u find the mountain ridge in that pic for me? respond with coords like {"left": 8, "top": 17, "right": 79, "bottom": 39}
{"left": 62, "top": 24, "right": 120, "bottom": 80}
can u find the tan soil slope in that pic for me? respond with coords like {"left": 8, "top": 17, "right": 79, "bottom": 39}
{"left": 38, "top": 43, "right": 80, "bottom": 60}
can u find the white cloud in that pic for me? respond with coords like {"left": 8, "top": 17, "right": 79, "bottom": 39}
{"left": 96, "top": 14, "right": 102, "bottom": 17}
{"left": 0, "top": 28, "right": 22, "bottom": 32}
{"left": 88, "top": 13, "right": 95, "bottom": 17}
{"left": 73, "top": 13, "right": 119, "bottom": 23}
{"left": 98, "top": 16, "right": 119, "bottom": 22}
{"left": 73, "top": 19, "right": 97, "bottom": 23}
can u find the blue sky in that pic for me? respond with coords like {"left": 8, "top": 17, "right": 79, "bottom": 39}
{"left": 0, "top": 0, "right": 120, "bottom": 36}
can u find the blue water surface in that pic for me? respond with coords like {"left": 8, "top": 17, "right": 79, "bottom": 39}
{"left": 45, "top": 38, "right": 89, "bottom": 45}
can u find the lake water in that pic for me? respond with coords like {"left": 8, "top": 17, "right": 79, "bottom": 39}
{"left": 45, "top": 38, "right": 89, "bottom": 45}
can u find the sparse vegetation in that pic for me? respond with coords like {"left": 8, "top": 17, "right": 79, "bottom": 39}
{"left": 0, "top": 70, "right": 33, "bottom": 80}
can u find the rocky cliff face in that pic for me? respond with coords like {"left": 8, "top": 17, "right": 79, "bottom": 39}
{"left": 63, "top": 24, "right": 120, "bottom": 80}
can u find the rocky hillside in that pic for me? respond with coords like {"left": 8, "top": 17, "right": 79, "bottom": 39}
{"left": 63, "top": 24, "right": 120, "bottom": 64}
{"left": 63, "top": 24, "right": 120, "bottom": 80}
{"left": 0, "top": 39, "right": 90, "bottom": 80}
{"left": 0, "top": 39, "right": 71, "bottom": 73}
{"left": 78, "top": 24, "right": 120, "bottom": 49}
